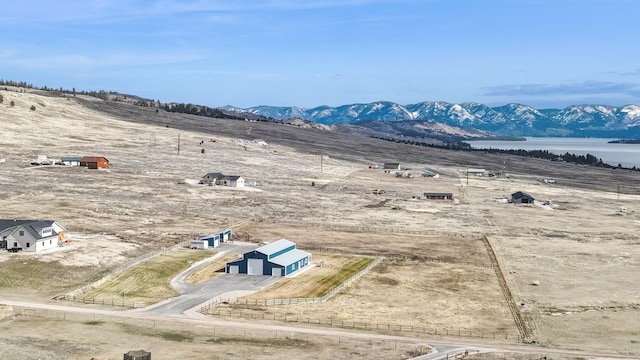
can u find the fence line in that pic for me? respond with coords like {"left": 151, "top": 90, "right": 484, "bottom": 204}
{"left": 61, "top": 239, "right": 190, "bottom": 299}
{"left": 199, "top": 308, "right": 517, "bottom": 341}
{"left": 200, "top": 257, "right": 382, "bottom": 312}
{"left": 254, "top": 218, "right": 478, "bottom": 238}
{"left": 482, "top": 235, "right": 532, "bottom": 342}
{"left": 299, "top": 246, "right": 493, "bottom": 268}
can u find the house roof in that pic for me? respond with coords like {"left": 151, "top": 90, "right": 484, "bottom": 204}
{"left": 204, "top": 172, "right": 224, "bottom": 179}
{"left": 229, "top": 175, "right": 244, "bottom": 181}
{"left": 80, "top": 156, "right": 108, "bottom": 162}
{"left": 0, "top": 220, "right": 61, "bottom": 240}
{"left": 269, "top": 248, "right": 311, "bottom": 266}
{"left": 61, "top": 156, "right": 82, "bottom": 161}
{"left": 512, "top": 191, "right": 534, "bottom": 199}
{"left": 255, "top": 239, "right": 296, "bottom": 257}
{"left": 424, "top": 192, "right": 453, "bottom": 197}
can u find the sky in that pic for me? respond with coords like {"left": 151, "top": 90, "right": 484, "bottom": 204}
{"left": 1, "top": 0, "right": 640, "bottom": 109}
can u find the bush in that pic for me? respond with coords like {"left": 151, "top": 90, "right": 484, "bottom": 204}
{"left": 0, "top": 94, "right": 3, "bottom": 103}
{"left": 30, "top": 105, "right": 36, "bottom": 111}
{"left": 10, "top": 100, "right": 15, "bottom": 107}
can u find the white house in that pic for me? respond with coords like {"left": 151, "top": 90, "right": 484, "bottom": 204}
{"left": 0, "top": 220, "right": 65, "bottom": 252}
{"left": 201, "top": 173, "right": 245, "bottom": 187}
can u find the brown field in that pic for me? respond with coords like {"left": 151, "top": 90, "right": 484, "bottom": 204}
{"left": 185, "top": 253, "right": 239, "bottom": 284}
{"left": 80, "top": 250, "right": 212, "bottom": 305}
{"left": 1, "top": 88, "right": 639, "bottom": 359}
{"left": 243, "top": 254, "right": 374, "bottom": 300}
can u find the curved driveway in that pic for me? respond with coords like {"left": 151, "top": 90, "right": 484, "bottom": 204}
{"left": 136, "top": 242, "right": 280, "bottom": 317}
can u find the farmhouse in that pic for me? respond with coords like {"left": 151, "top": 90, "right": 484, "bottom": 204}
{"left": 200, "top": 173, "right": 245, "bottom": 187}
{"left": 80, "top": 156, "right": 109, "bottom": 169}
{"left": 422, "top": 170, "right": 440, "bottom": 178}
{"left": 511, "top": 191, "right": 535, "bottom": 204}
{"left": 60, "top": 156, "right": 82, "bottom": 166}
{"left": 424, "top": 192, "right": 454, "bottom": 200}
{"left": 226, "top": 239, "right": 311, "bottom": 277}
{"left": 383, "top": 162, "right": 401, "bottom": 170}
{"left": 0, "top": 220, "right": 65, "bottom": 252}
{"left": 466, "top": 168, "right": 486, "bottom": 176}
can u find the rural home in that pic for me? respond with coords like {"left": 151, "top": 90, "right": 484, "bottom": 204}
{"left": 0, "top": 219, "right": 65, "bottom": 252}
{"left": 80, "top": 156, "right": 109, "bottom": 169}
{"left": 383, "top": 162, "right": 401, "bottom": 170}
{"left": 466, "top": 168, "right": 486, "bottom": 176}
{"left": 424, "top": 192, "right": 454, "bottom": 200}
{"left": 60, "top": 156, "right": 82, "bottom": 166}
{"left": 511, "top": 191, "right": 535, "bottom": 204}
{"left": 226, "top": 239, "right": 311, "bottom": 277}
{"left": 422, "top": 170, "right": 440, "bottom": 178}
{"left": 201, "top": 173, "right": 245, "bottom": 187}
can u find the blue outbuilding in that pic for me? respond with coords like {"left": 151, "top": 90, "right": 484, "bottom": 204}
{"left": 198, "top": 228, "right": 232, "bottom": 248}
{"left": 226, "top": 239, "right": 311, "bottom": 277}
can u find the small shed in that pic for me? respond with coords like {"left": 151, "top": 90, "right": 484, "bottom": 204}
{"left": 466, "top": 168, "right": 486, "bottom": 176}
{"left": 383, "top": 162, "right": 401, "bottom": 170}
{"left": 80, "top": 156, "right": 109, "bottom": 169}
{"left": 190, "top": 240, "right": 208, "bottom": 250}
{"left": 61, "top": 156, "right": 82, "bottom": 166}
{"left": 511, "top": 191, "right": 535, "bottom": 204}
{"left": 422, "top": 170, "right": 439, "bottom": 178}
{"left": 424, "top": 192, "right": 454, "bottom": 200}
{"left": 226, "top": 239, "right": 311, "bottom": 277}
{"left": 124, "top": 350, "right": 151, "bottom": 360}
{"left": 198, "top": 234, "right": 220, "bottom": 248}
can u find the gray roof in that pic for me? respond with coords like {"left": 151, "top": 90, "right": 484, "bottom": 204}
{"left": 204, "top": 172, "right": 224, "bottom": 179}
{"left": 268, "top": 248, "right": 311, "bottom": 266}
{"left": 512, "top": 191, "right": 534, "bottom": 199}
{"left": 424, "top": 192, "right": 453, "bottom": 197}
{"left": 255, "top": 239, "right": 296, "bottom": 257}
{"left": 0, "top": 220, "right": 60, "bottom": 240}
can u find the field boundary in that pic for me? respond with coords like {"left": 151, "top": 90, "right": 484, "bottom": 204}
{"left": 200, "top": 308, "right": 518, "bottom": 341}
{"left": 200, "top": 257, "right": 382, "bottom": 311}
{"left": 482, "top": 235, "right": 532, "bottom": 343}
{"left": 59, "top": 240, "right": 190, "bottom": 299}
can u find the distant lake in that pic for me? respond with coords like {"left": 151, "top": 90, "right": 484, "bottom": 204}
{"left": 465, "top": 137, "right": 640, "bottom": 169}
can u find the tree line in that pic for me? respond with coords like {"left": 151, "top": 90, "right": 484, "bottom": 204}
{"left": 371, "top": 135, "right": 639, "bottom": 171}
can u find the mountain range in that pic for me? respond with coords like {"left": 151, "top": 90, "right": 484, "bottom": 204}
{"left": 223, "top": 102, "right": 640, "bottom": 138}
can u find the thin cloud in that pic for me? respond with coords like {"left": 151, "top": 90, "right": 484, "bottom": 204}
{"left": 483, "top": 81, "right": 640, "bottom": 97}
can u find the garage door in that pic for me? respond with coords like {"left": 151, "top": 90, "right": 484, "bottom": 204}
{"left": 271, "top": 267, "right": 282, "bottom": 277}
{"left": 247, "top": 259, "right": 263, "bottom": 275}
{"left": 228, "top": 265, "right": 239, "bottom": 274}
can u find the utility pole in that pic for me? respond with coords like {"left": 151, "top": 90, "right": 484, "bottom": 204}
{"left": 178, "top": 133, "right": 180, "bottom": 155}
{"left": 320, "top": 154, "right": 323, "bottom": 173}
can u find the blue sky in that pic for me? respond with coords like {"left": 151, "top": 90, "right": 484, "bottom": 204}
{"left": 1, "top": 0, "right": 639, "bottom": 109}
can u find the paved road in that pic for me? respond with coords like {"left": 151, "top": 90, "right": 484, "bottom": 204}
{"left": 136, "top": 242, "right": 279, "bottom": 317}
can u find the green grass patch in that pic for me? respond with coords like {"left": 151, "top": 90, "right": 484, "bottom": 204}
{"left": 81, "top": 249, "right": 212, "bottom": 305}
{"left": 0, "top": 259, "right": 107, "bottom": 295}
{"left": 245, "top": 255, "right": 375, "bottom": 300}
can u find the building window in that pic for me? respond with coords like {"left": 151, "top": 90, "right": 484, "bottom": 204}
{"left": 13, "top": 242, "right": 18, "bottom": 248}
{"left": 19, "top": 230, "right": 24, "bottom": 236}
{"left": 50, "top": 240, "right": 52, "bottom": 244}
{"left": 26, "top": 242, "right": 30, "bottom": 248}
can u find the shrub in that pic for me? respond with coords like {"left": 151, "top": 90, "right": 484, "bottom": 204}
{"left": 30, "top": 105, "right": 36, "bottom": 111}
{"left": 10, "top": 100, "right": 15, "bottom": 107}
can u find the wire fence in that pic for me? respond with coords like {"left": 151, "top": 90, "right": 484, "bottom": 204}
{"left": 199, "top": 308, "right": 518, "bottom": 341}
{"left": 7, "top": 305, "right": 426, "bottom": 359}
{"left": 201, "top": 257, "right": 381, "bottom": 311}
{"left": 62, "top": 240, "right": 191, "bottom": 299}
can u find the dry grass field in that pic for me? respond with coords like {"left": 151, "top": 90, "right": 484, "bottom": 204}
{"left": 185, "top": 253, "right": 239, "bottom": 285}
{"left": 80, "top": 250, "right": 212, "bottom": 305}
{"left": 242, "top": 254, "right": 374, "bottom": 300}
{"left": 1, "top": 88, "right": 639, "bottom": 358}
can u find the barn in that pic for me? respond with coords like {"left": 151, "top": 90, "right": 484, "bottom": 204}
{"left": 424, "top": 192, "right": 453, "bottom": 200}
{"left": 80, "top": 156, "right": 109, "bottom": 169}
{"left": 61, "top": 156, "right": 82, "bottom": 166}
{"left": 511, "top": 191, "right": 535, "bottom": 204}
{"left": 226, "top": 239, "right": 311, "bottom": 277}
{"left": 197, "top": 229, "right": 232, "bottom": 248}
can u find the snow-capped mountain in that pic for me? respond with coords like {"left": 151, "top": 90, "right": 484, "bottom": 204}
{"left": 223, "top": 101, "right": 640, "bottom": 137}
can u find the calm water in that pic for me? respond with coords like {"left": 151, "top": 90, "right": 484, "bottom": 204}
{"left": 465, "top": 137, "right": 640, "bottom": 168}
